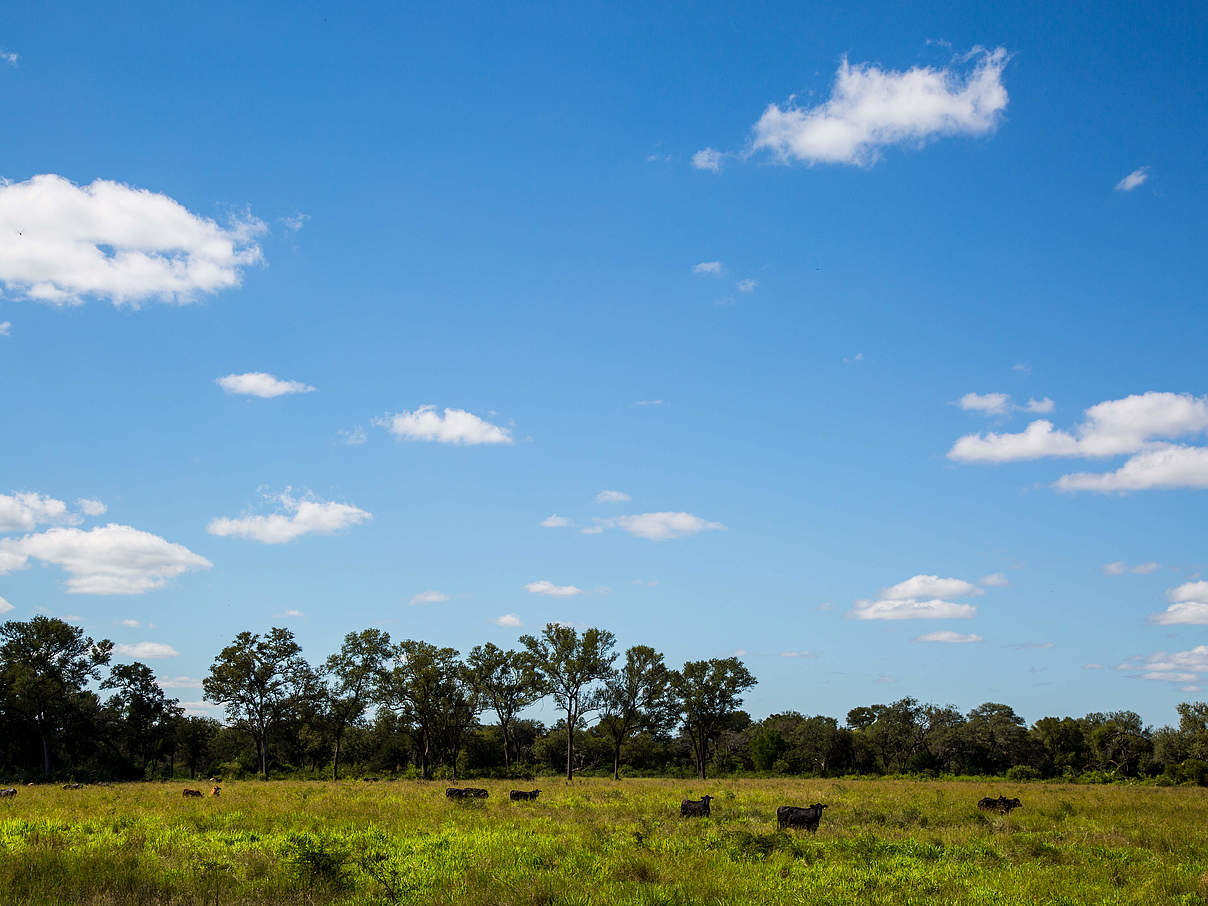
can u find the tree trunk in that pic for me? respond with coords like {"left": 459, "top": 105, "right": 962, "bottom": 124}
{"left": 259, "top": 729, "right": 269, "bottom": 780}
{"left": 613, "top": 742, "right": 622, "bottom": 781}
{"left": 40, "top": 730, "right": 51, "bottom": 777}
{"left": 565, "top": 708, "right": 574, "bottom": 781}
{"left": 332, "top": 734, "right": 342, "bottom": 781}
{"left": 501, "top": 719, "right": 511, "bottom": 772}
{"left": 420, "top": 729, "right": 430, "bottom": 780}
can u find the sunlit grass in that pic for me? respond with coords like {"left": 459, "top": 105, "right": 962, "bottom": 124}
{"left": 1, "top": 778, "right": 1207, "bottom": 904}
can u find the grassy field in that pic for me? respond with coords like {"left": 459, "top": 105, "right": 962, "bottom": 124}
{"left": 2, "top": 777, "right": 1207, "bottom": 905}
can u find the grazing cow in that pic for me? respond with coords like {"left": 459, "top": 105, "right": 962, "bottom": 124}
{"left": 62, "top": 783, "right": 83, "bottom": 790}
{"left": 978, "top": 795, "right": 1022, "bottom": 814}
{"left": 777, "top": 803, "right": 828, "bottom": 832}
{"left": 680, "top": 795, "right": 714, "bottom": 818}
{"left": 182, "top": 789, "right": 203, "bottom": 798}
{"left": 509, "top": 789, "right": 541, "bottom": 801}
{"left": 210, "top": 786, "right": 221, "bottom": 797}
{"left": 0, "top": 788, "right": 16, "bottom": 798}
{"left": 446, "top": 787, "right": 489, "bottom": 800}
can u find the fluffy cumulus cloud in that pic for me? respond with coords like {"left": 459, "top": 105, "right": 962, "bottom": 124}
{"left": 592, "top": 511, "right": 725, "bottom": 541}
{"left": 157, "top": 676, "right": 203, "bottom": 689}
{"left": 1115, "top": 167, "right": 1149, "bottom": 192}
{"left": 525, "top": 580, "right": 583, "bottom": 597}
{"left": 216, "top": 372, "right": 316, "bottom": 398}
{"left": 0, "top": 523, "right": 211, "bottom": 594}
{"left": 207, "top": 491, "right": 371, "bottom": 544}
{"left": 949, "top": 392, "right": 1208, "bottom": 491}
{"left": 0, "top": 492, "right": 77, "bottom": 532}
{"left": 915, "top": 631, "right": 983, "bottom": 643}
{"left": 0, "top": 174, "right": 264, "bottom": 306}
{"left": 1119, "top": 645, "right": 1208, "bottom": 684}
{"left": 76, "top": 498, "right": 107, "bottom": 516}
{"left": 0, "top": 321, "right": 10, "bottom": 336}
{"left": 116, "top": 641, "right": 179, "bottom": 659}
{"left": 409, "top": 590, "right": 449, "bottom": 606}
{"left": 374, "top": 406, "right": 512, "bottom": 445}
{"left": 691, "top": 149, "right": 723, "bottom": 172}
{"left": 595, "top": 490, "right": 631, "bottom": 504}
{"left": 852, "top": 572, "right": 987, "bottom": 620}
{"left": 1149, "top": 581, "right": 1208, "bottom": 625}
{"left": 733, "top": 47, "right": 1008, "bottom": 168}
{"left": 0, "top": 595, "right": 13, "bottom": 614}
{"left": 692, "top": 261, "right": 723, "bottom": 276}
{"left": 493, "top": 613, "right": 522, "bottom": 628}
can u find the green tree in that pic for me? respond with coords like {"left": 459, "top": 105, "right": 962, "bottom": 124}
{"left": 101, "top": 661, "right": 182, "bottom": 777}
{"left": 520, "top": 624, "right": 617, "bottom": 781}
{"left": 598, "top": 645, "right": 674, "bottom": 780}
{"left": 671, "top": 657, "right": 757, "bottom": 780}
{"left": 963, "top": 702, "right": 1031, "bottom": 774}
{"left": 1176, "top": 701, "right": 1208, "bottom": 762}
{"left": 377, "top": 639, "right": 465, "bottom": 779}
{"left": 0, "top": 616, "right": 113, "bottom": 776}
{"left": 202, "top": 627, "right": 311, "bottom": 779}
{"left": 465, "top": 643, "right": 540, "bottom": 772}
{"left": 323, "top": 628, "right": 392, "bottom": 780}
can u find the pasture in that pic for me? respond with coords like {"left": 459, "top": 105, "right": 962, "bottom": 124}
{"left": 1, "top": 778, "right": 1207, "bottom": 905}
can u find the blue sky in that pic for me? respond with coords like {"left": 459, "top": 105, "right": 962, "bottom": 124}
{"left": 2, "top": 1, "right": 1206, "bottom": 726}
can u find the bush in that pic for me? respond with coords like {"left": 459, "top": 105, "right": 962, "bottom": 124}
{"left": 1005, "top": 765, "right": 1041, "bottom": 781}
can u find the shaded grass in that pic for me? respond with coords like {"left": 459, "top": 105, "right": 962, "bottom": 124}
{"left": 0, "top": 778, "right": 1206, "bottom": 904}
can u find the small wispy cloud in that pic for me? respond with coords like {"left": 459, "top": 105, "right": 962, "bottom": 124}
{"left": 540, "top": 514, "right": 572, "bottom": 528}
{"left": 1114, "top": 167, "right": 1149, "bottom": 192}
{"left": 915, "top": 631, "right": 983, "bottom": 644}
{"left": 280, "top": 212, "right": 310, "bottom": 232}
{"left": 736, "top": 279, "right": 758, "bottom": 293}
{"left": 1012, "top": 362, "right": 1032, "bottom": 375}
{"left": 980, "top": 572, "right": 1009, "bottom": 587}
{"left": 525, "top": 580, "right": 583, "bottom": 597}
{"left": 779, "top": 650, "right": 817, "bottom": 658}
{"left": 493, "top": 613, "right": 522, "bottom": 628}
{"left": 842, "top": 352, "right": 864, "bottom": 364}
{"left": 635, "top": 399, "right": 663, "bottom": 407}
{"left": 0, "top": 321, "right": 10, "bottom": 336}
{"left": 0, "top": 50, "right": 18, "bottom": 67}
{"left": 338, "top": 426, "right": 367, "bottom": 446}
{"left": 116, "top": 641, "right": 179, "bottom": 659}
{"left": 595, "top": 490, "right": 630, "bottom": 504}
{"left": 409, "top": 590, "right": 449, "bottom": 606}
{"left": 691, "top": 148, "right": 723, "bottom": 172}
{"left": 1103, "top": 561, "right": 1161, "bottom": 576}
{"left": 216, "top": 372, "right": 315, "bottom": 398}
{"left": 692, "top": 261, "right": 723, "bottom": 276}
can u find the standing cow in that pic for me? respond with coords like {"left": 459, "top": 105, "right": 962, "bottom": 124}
{"left": 680, "top": 795, "right": 714, "bottom": 817}
{"left": 777, "top": 803, "right": 828, "bottom": 832}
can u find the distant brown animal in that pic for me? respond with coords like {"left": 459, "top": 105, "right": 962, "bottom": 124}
{"left": 182, "top": 789, "right": 203, "bottom": 798}
{"left": 210, "top": 786, "right": 221, "bottom": 796}
{"left": 0, "top": 788, "right": 16, "bottom": 798}
{"left": 680, "top": 795, "right": 714, "bottom": 817}
{"left": 62, "top": 783, "right": 83, "bottom": 790}
{"left": 509, "top": 789, "right": 541, "bottom": 801}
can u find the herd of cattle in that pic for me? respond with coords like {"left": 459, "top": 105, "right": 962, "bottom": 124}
{"left": 0, "top": 783, "right": 1023, "bottom": 833}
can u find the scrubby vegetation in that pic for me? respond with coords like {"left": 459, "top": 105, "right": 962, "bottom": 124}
{"left": 3, "top": 778, "right": 1208, "bottom": 905}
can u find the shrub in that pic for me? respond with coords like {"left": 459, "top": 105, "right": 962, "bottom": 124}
{"left": 1006, "top": 765, "right": 1041, "bottom": 781}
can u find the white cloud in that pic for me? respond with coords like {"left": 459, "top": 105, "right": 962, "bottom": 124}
{"left": 852, "top": 598, "right": 977, "bottom": 620}
{"left": 842, "top": 352, "right": 864, "bottom": 364}
{"left": 115, "top": 641, "right": 179, "bottom": 659}
{"left": 741, "top": 47, "right": 1008, "bottom": 168}
{"left": 736, "top": 279, "right": 758, "bottom": 293}
{"left": 1115, "top": 167, "right": 1149, "bottom": 192}
{"left": 338, "top": 426, "right": 367, "bottom": 446}
{"left": 1055, "top": 444, "right": 1208, "bottom": 493}
{"left": 980, "top": 572, "right": 1009, "bottom": 587}
{"left": 594, "top": 511, "right": 725, "bottom": 541}
{"left": 958, "top": 392, "right": 1011, "bottom": 415}
{"left": 0, "top": 595, "right": 12, "bottom": 613}
{"left": 207, "top": 491, "right": 371, "bottom": 544}
{"left": 914, "top": 631, "right": 983, "bottom": 643}
{"left": 76, "top": 498, "right": 107, "bottom": 517}
{"left": 0, "top": 523, "right": 211, "bottom": 594}
{"left": 493, "top": 613, "right": 522, "bottom": 628}
{"left": 280, "top": 212, "right": 310, "bottom": 232}
{"left": 692, "top": 261, "right": 723, "bottom": 276}
{"left": 0, "top": 321, "right": 10, "bottom": 336}
{"left": 409, "top": 590, "right": 449, "bottom": 606}
{"left": 157, "top": 676, "right": 203, "bottom": 689}
{"left": 1083, "top": 663, "right": 1105, "bottom": 670}
{"left": 1120, "top": 645, "right": 1208, "bottom": 683}
{"left": 374, "top": 405, "right": 512, "bottom": 445}
{"left": 540, "top": 514, "right": 572, "bottom": 528}
{"left": 595, "top": 490, "right": 631, "bottom": 504}
{"left": 525, "top": 580, "right": 584, "bottom": 597}
{"left": 279, "top": 609, "right": 303, "bottom": 617}
{"left": 1012, "top": 362, "right": 1032, "bottom": 375}
{"left": 0, "top": 492, "right": 77, "bottom": 532}
{"left": 579, "top": 526, "right": 605, "bottom": 535}
{"left": 691, "top": 149, "right": 723, "bottom": 172}
{"left": 0, "top": 174, "right": 263, "bottom": 306}
{"left": 882, "top": 575, "right": 981, "bottom": 599}
{"left": 1149, "top": 580, "right": 1208, "bottom": 625}
{"left": 119, "top": 618, "right": 140, "bottom": 627}
{"left": 779, "top": 650, "right": 817, "bottom": 658}
{"left": 216, "top": 372, "right": 315, "bottom": 398}
{"left": 949, "top": 392, "right": 1208, "bottom": 464}
{"left": 1024, "top": 397, "right": 1055, "bottom": 414}
{"left": 1104, "top": 561, "right": 1161, "bottom": 576}
{"left": 1, "top": 49, "right": 18, "bottom": 66}
{"left": 635, "top": 399, "right": 663, "bottom": 406}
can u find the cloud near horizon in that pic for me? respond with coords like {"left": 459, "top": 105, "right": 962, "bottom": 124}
{"left": 525, "top": 580, "right": 584, "bottom": 597}
{"left": 703, "top": 47, "right": 1008, "bottom": 169}
{"left": 852, "top": 572, "right": 987, "bottom": 620}
{"left": 1148, "top": 580, "right": 1208, "bottom": 625}
{"left": 0, "top": 174, "right": 263, "bottom": 306}
{"left": 116, "top": 641, "right": 179, "bottom": 659}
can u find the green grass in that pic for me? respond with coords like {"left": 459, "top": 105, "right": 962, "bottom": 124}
{"left": 2, "top": 778, "right": 1207, "bottom": 904}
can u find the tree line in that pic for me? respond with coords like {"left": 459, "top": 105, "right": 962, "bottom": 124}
{"left": 3, "top": 615, "right": 1208, "bottom": 785}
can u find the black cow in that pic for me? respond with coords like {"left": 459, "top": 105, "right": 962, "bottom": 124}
{"left": 446, "top": 787, "right": 489, "bottom": 800}
{"left": 977, "top": 795, "right": 1022, "bottom": 814}
{"left": 509, "top": 789, "right": 541, "bottom": 801}
{"left": 777, "top": 803, "right": 828, "bottom": 831}
{"left": 62, "top": 783, "right": 83, "bottom": 790}
{"left": 0, "top": 788, "right": 16, "bottom": 798}
{"left": 680, "top": 795, "right": 714, "bottom": 817}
